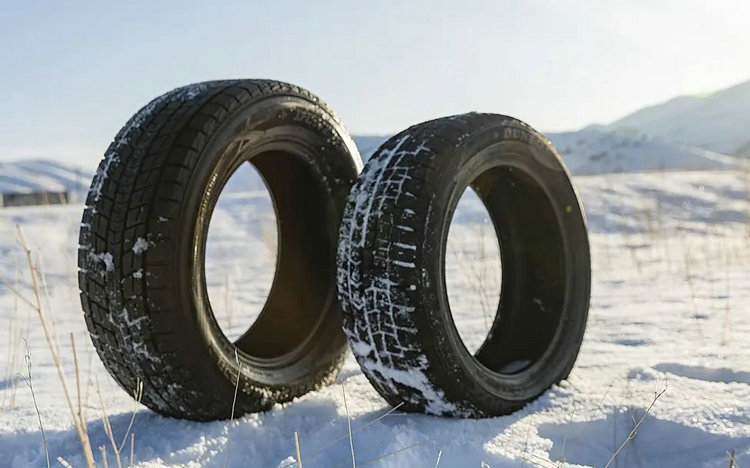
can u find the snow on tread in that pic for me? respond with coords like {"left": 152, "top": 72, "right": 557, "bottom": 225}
{"left": 338, "top": 113, "right": 590, "bottom": 417}
{"left": 79, "top": 79, "right": 360, "bottom": 420}
{"left": 338, "top": 116, "right": 488, "bottom": 416}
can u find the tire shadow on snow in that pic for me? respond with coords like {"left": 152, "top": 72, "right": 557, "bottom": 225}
{"left": 263, "top": 394, "right": 522, "bottom": 468}
{"left": 0, "top": 393, "right": 524, "bottom": 467}
{"left": 0, "top": 400, "right": 339, "bottom": 467}
{"left": 538, "top": 411, "right": 750, "bottom": 468}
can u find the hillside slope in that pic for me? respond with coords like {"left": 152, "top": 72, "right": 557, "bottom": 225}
{"left": 547, "top": 128, "right": 734, "bottom": 175}
{"left": 607, "top": 79, "right": 750, "bottom": 156}
{"left": 0, "top": 159, "right": 91, "bottom": 196}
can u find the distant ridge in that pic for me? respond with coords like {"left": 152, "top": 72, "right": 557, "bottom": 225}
{"left": 607, "top": 78, "right": 750, "bottom": 156}
{"left": 0, "top": 159, "right": 91, "bottom": 196}
{"left": 546, "top": 128, "right": 733, "bottom": 175}
{"left": 2, "top": 124, "right": 739, "bottom": 201}
{"left": 351, "top": 131, "right": 735, "bottom": 175}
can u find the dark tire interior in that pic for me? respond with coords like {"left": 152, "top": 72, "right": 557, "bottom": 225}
{"left": 463, "top": 167, "right": 565, "bottom": 374}
{"left": 218, "top": 151, "right": 334, "bottom": 359}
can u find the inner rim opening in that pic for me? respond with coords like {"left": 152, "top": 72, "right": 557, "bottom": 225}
{"left": 447, "top": 165, "right": 567, "bottom": 375}
{"left": 205, "top": 161, "right": 277, "bottom": 342}
{"left": 205, "top": 149, "right": 333, "bottom": 360}
{"left": 445, "top": 187, "right": 502, "bottom": 354}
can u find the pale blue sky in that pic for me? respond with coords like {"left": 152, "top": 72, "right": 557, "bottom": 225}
{"left": 2, "top": 0, "right": 749, "bottom": 166}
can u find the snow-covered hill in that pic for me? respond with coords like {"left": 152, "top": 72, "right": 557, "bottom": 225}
{"left": 0, "top": 139, "right": 383, "bottom": 199}
{"left": 0, "top": 159, "right": 91, "bottom": 200}
{"left": 1, "top": 127, "right": 737, "bottom": 203}
{"left": 606, "top": 79, "right": 750, "bottom": 156}
{"left": 546, "top": 128, "right": 735, "bottom": 175}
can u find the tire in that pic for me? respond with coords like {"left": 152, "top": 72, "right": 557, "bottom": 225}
{"left": 79, "top": 79, "right": 362, "bottom": 420}
{"left": 337, "top": 113, "right": 590, "bottom": 417}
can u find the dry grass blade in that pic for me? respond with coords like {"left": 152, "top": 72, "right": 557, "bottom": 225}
{"left": 70, "top": 333, "right": 95, "bottom": 466}
{"left": 130, "top": 433, "right": 135, "bottom": 468}
{"left": 603, "top": 385, "right": 667, "bottom": 468}
{"left": 522, "top": 453, "right": 560, "bottom": 468}
{"left": 93, "top": 369, "right": 141, "bottom": 467}
{"left": 223, "top": 271, "right": 234, "bottom": 331}
{"left": 92, "top": 377, "right": 141, "bottom": 468}
{"left": 100, "top": 445, "right": 109, "bottom": 468}
{"left": 342, "top": 383, "right": 356, "bottom": 468}
{"left": 71, "top": 334, "right": 83, "bottom": 423}
{"left": 294, "top": 431, "right": 303, "bottom": 468}
{"left": 223, "top": 350, "right": 243, "bottom": 468}
{"left": 18, "top": 339, "right": 50, "bottom": 468}
{"left": 15, "top": 225, "right": 96, "bottom": 467}
{"left": 118, "top": 380, "right": 143, "bottom": 453}
{"left": 2, "top": 264, "right": 22, "bottom": 411}
{"left": 96, "top": 380, "right": 123, "bottom": 468}
{"left": 727, "top": 448, "right": 738, "bottom": 468}
{"left": 38, "top": 253, "right": 64, "bottom": 356}
{"left": 70, "top": 333, "right": 93, "bottom": 466}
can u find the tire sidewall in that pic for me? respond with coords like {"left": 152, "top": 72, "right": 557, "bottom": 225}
{"left": 421, "top": 118, "right": 591, "bottom": 413}
{"left": 176, "top": 95, "right": 360, "bottom": 394}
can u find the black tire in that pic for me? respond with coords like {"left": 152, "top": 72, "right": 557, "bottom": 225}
{"left": 337, "top": 113, "right": 590, "bottom": 417}
{"left": 79, "top": 79, "right": 362, "bottom": 420}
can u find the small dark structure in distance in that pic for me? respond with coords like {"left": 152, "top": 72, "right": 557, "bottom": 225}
{"left": 0, "top": 191, "right": 69, "bottom": 208}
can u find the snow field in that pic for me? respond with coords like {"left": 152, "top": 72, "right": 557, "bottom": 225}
{"left": 1, "top": 169, "right": 750, "bottom": 467}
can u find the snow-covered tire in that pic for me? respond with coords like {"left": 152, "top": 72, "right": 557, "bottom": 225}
{"left": 337, "top": 113, "right": 590, "bottom": 417}
{"left": 78, "top": 80, "right": 362, "bottom": 420}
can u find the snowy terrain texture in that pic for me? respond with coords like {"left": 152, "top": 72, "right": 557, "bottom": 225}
{"left": 2, "top": 161, "right": 750, "bottom": 467}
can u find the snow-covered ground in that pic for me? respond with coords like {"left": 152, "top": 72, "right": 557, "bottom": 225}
{"left": 2, "top": 167, "right": 750, "bottom": 467}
